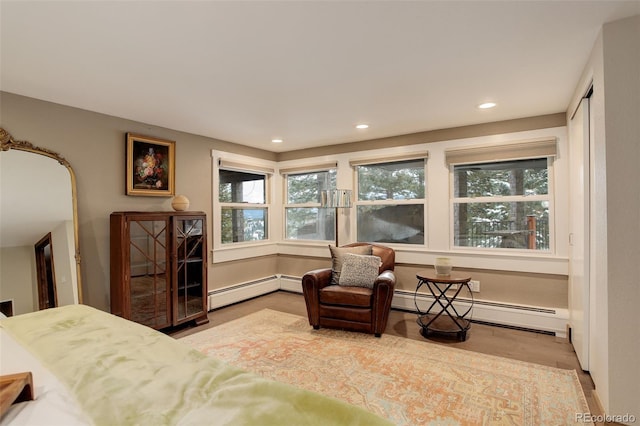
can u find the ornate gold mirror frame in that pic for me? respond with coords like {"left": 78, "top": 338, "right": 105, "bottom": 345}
{"left": 0, "top": 127, "right": 83, "bottom": 304}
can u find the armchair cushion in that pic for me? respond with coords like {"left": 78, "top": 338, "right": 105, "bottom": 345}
{"left": 329, "top": 244, "right": 372, "bottom": 285}
{"left": 338, "top": 253, "right": 382, "bottom": 288}
{"left": 319, "top": 285, "right": 373, "bottom": 308}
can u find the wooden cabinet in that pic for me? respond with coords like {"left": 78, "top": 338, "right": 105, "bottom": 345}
{"left": 110, "top": 211, "right": 209, "bottom": 330}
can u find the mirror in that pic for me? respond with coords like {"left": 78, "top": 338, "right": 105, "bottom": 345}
{"left": 0, "top": 128, "right": 82, "bottom": 315}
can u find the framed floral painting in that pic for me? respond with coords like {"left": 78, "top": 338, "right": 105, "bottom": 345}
{"left": 126, "top": 133, "right": 175, "bottom": 196}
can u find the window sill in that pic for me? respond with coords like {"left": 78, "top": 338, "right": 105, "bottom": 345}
{"left": 211, "top": 241, "right": 278, "bottom": 263}
{"left": 278, "top": 242, "right": 568, "bottom": 275}
{"left": 211, "top": 240, "right": 568, "bottom": 275}
{"left": 394, "top": 247, "right": 568, "bottom": 275}
{"left": 278, "top": 240, "right": 335, "bottom": 256}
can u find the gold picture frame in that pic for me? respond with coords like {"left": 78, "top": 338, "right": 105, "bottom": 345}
{"left": 126, "top": 133, "right": 175, "bottom": 196}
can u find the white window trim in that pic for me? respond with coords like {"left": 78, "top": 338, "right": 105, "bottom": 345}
{"left": 283, "top": 167, "right": 337, "bottom": 242}
{"left": 211, "top": 150, "right": 277, "bottom": 261}
{"left": 279, "top": 162, "right": 337, "bottom": 175}
{"left": 349, "top": 152, "right": 429, "bottom": 167}
{"left": 213, "top": 127, "right": 568, "bottom": 274}
{"left": 453, "top": 194, "right": 550, "bottom": 204}
{"left": 218, "top": 159, "right": 275, "bottom": 175}
{"left": 448, "top": 155, "right": 556, "bottom": 254}
{"left": 353, "top": 157, "right": 428, "bottom": 246}
{"left": 444, "top": 137, "right": 557, "bottom": 165}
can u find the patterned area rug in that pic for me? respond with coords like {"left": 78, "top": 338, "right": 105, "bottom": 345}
{"left": 179, "top": 309, "right": 592, "bottom": 426}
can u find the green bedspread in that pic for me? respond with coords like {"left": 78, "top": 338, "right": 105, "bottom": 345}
{"left": 1, "top": 305, "right": 391, "bottom": 426}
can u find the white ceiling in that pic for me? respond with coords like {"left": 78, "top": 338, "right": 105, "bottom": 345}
{"left": 1, "top": 1, "right": 639, "bottom": 153}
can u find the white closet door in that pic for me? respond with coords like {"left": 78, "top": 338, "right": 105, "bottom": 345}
{"left": 568, "top": 97, "right": 590, "bottom": 370}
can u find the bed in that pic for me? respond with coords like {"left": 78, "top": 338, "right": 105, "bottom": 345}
{"left": 0, "top": 305, "right": 391, "bottom": 425}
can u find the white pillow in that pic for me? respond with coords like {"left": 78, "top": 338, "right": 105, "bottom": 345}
{"left": 338, "top": 253, "right": 382, "bottom": 288}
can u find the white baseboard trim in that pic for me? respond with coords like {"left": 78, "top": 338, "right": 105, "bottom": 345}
{"left": 279, "top": 275, "right": 305, "bottom": 294}
{"left": 393, "top": 290, "right": 568, "bottom": 337}
{"left": 208, "top": 276, "right": 280, "bottom": 310}
{"left": 210, "top": 275, "right": 568, "bottom": 337}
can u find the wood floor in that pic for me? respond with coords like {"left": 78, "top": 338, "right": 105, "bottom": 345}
{"left": 172, "top": 290, "right": 602, "bottom": 419}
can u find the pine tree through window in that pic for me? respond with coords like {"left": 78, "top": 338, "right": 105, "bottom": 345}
{"left": 453, "top": 158, "right": 550, "bottom": 250}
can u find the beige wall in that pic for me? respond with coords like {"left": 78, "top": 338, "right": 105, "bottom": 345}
{"left": 394, "top": 265, "right": 567, "bottom": 308}
{"left": 213, "top": 255, "right": 279, "bottom": 287}
{"left": 278, "top": 255, "right": 568, "bottom": 308}
{"left": 0, "top": 221, "right": 77, "bottom": 313}
{"left": 1, "top": 91, "right": 276, "bottom": 311}
{"left": 1, "top": 91, "right": 569, "bottom": 314}
{"left": 278, "top": 113, "right": 565, "bottom": 161}
{"left": 0, "top": 246, "right": 36, "bottom": 315}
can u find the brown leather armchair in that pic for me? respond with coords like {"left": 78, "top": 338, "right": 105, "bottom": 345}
{"left": 302, "top": 243, "right": 396, "bottom": 337}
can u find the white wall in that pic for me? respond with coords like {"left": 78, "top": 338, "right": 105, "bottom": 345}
{"left": 568, "top": 15, "right": 639, "bottom": 420}
{"left": 601, "top": 15, "right": 640, "bottom": 420}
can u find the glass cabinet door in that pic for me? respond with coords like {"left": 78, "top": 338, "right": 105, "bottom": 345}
{"left": 173, "top": 217, "right": 206, "bottom": 324}
{"left": 128, "top": 219, "right": 171, "bottom": 329}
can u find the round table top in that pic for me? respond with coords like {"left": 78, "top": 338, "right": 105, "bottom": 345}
{"left": 416, "top": 270, "right": 472, "bottom": 284}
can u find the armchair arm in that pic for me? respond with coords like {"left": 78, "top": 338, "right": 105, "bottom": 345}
{"left": 371, "top": 270, "right": 396, "bottom": 336}
{"left": 302, "top": 268, "right": 333, "bottom": 289}
{"left": 374, "top": 270, "right": 396, "bottom": 290}
{"left": 302, "top": 268, "right": 332, "bottom": 327}
{"left": 372, "top": 270, "right": 396, "bottom": 303}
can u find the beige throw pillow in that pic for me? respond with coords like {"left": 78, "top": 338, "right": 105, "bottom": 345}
{"left": 329, "top": 245, "right": 373, "bottom": 285}
{"left": 338, "top": 253, "right": 382, "bottom": 288}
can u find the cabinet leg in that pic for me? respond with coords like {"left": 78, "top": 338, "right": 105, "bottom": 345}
{"left": 194, "top": 315, "right": 210, "bottom": 326}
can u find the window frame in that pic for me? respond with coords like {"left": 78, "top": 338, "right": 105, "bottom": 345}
{"left": 282, "top": 166, "right": 337, "bottom": 242}
{"left": 449, "top": 156, "right": 556, "bottom": 253}
{"left": 353, "top": 156, "right": 428, "bottom": 246}
{"left": 213, "top": 152, "right": 275, "bottom": 249}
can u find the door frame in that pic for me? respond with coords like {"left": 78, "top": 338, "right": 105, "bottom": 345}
{"left": 34, "top": 232, "right": 58, "bottom": 310}
{"left": 568, "top": 92, "right": 592, "bottom": 371}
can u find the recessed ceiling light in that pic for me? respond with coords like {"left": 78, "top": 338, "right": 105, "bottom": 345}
{"left": 478, "top": 102, "right": 497, "bottom": 109}
{"left": 271, "top": 138, "right": 283, "bottom": 143}
{"left": 356, "top": 124, "right": 369, "bottom": 129}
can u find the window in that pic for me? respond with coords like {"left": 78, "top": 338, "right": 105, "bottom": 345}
{"left": 354, "top": 158, "right": 426, "bottom": 244}
{"left": 284, "top": 169, "right": 336, "bottom": 241}
{"left": 219, "top": 169, "right": 268, "bottom": 244}
{"left": 452, "top": 158, "right": 551, "bottom": 250}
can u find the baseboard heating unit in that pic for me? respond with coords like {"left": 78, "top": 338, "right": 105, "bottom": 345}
{"left": 209, "top": 275, "right": 568, "bottom": 338}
